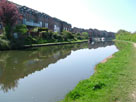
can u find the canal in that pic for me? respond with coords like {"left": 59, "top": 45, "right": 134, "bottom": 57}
{"left": 0, "top": 41, "right": 118, "bottom": 102}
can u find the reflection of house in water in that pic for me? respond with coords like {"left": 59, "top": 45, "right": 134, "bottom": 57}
{"left": 0, "top": 67, "right": 2, "bottom": 77}
{"left": 0, "top": 43, "right": 88, "bottom": 92}
{"left": 88, "top": 41, "right": 114, "bottom": 49}
{"left": 0, "top": 41, "right": 114, "bottom": 92}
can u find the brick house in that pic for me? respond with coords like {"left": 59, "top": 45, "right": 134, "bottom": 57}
{"left": 52, "top": 18, "right": 62, "bottom": 32}
{"left": 19, "top": 6, "right": 43, "bottom": 28}
{"left": 17, "top": 4, "right": 72, "bottom": 33}
{"left": 61, "top": 21, "right": 72, "bottom": 32}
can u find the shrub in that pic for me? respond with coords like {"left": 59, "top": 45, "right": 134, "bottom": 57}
{"left": 14, "top": 24, "right": 28, "bottom": 35}
{"left": 61, "top": 31, "right": 74, "bottom": 41}
{"left": 40, "top": 31, "right": 49, "bottom": 39}
{"left": 0, "top": 38, "right": 10, "bottom": 50}
{"left": 24, "top": 36, "right": 37, "bottom": 45}
{"left": 82, "top": 32, "right": 89, "bottom": 39}
{"left": 38, "top": 27, "right": 48, "bottom": 32}
{"left": 32, "top": 27, "right": 38, "bottom": 33}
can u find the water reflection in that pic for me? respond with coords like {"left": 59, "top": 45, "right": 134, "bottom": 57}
{"left": 0, "top": 41, "right": 114, "bottom": 92}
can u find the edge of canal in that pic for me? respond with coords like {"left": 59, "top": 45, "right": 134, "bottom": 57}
{"left": 24, "top": 40, "right": 88, "bottom": 48}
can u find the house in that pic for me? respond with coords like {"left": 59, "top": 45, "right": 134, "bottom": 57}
{"left": 61, "top": 21, "right": 72, "bottom": 32}
{"left": 17, "top": 5, "right": 72, "bottom": 33}
{"left": 0, "top": 1, "right": 115, "bottom": 38}
{"left": 52, "top": 18, "right": 62, "bottom": 32}
{"left": 19, "top": 6, "right": 43, "bottom": 28}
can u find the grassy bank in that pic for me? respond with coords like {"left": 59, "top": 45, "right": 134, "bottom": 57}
{"left": 61, "top": 41, "right": 136, "bottom": 102}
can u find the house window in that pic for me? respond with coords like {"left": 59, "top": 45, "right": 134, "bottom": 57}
{"left": 54, "top": 25, "right": 60, "bottom": 32}
{"left": 45, "top": 23, "right": 48, "bottom": 28}
{"left": 0, "top": 24, "right": 2, "bottom": 29}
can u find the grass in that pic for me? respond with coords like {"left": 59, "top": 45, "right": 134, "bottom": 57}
{"left": 61, "top": 41, "right": 136, "bottom": 102}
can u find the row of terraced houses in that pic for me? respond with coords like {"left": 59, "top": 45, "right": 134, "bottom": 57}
{"left": 0, "top": 1, "right": 115, "bottom": 38}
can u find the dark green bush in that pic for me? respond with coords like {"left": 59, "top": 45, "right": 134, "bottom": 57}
{"left": 38, "top": 27, "right": 48, "bottom": 32}
{"left": 14, "top": 24, "right": 28, "bottom": 35}
{"left": 24, "top": 36, "right": 37, "bottom": 45}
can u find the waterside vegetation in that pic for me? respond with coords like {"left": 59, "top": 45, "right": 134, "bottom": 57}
{"left": 116, "top": 29, "right": 136, "bottom": 42}
{"left": 0, "top": 25, "right": 89, "bottom": 50}
{"left": 0, "top": 0, "right": 89, "bottom": 50}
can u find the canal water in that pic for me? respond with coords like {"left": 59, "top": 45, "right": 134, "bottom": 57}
{"left": 0, "top": 42, "right": 118, "bottom": 102}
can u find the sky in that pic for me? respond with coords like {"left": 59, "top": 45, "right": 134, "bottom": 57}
{"left": 9, "top": 0, "right": 136, "bottom": 32}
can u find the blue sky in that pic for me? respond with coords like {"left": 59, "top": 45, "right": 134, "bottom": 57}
{"left": 10, "top": 0, "right": 136, "bottom": 32}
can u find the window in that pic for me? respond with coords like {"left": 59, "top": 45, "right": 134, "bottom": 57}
{"left": 45, "top": 23, "right": 48, "bottom": 28}
{"left": 54, "top": 25, "right": 60, "bottom": 32}
{"left": 0, "top": 24, "right": 2, "bottom": 29}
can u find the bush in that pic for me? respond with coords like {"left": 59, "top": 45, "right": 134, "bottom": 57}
{"left": 0, "top": 38, "right": 10, "bottom": 50}
{"left": 61, "top": 31, "right": 75, "bottom": 41}
{"left": 24, "top": 36, "right": 37, "bottom": 45}
{"left": 41, "top": 31, "right": 49, "bottom": 39}
{"left": 38, "top": 27, "right": 48, "bottom": 32}
{"left": 82, "top": 32, "right": 89, "bottom": 39}
{"left": 14, "top": 24, "right": 28, "bottom": 35}
{"left": 32, "top": 27, "right": 38, "bottom": 33}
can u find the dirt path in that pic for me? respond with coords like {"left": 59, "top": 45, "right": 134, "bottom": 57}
{"left": 133, "top": 43, "right": 136, "bottom": 48}
{"left": 130, "top": 43, "right": 136, "bottom": 102}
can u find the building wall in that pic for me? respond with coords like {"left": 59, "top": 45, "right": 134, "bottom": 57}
{"left": 61, "top": 22, "right": 71, "bottom": 32}
{"left": 17, "top": 5, "right": 72, "bottom": 33}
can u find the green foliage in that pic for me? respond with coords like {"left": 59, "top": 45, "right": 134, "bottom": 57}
{"left": 14, "top": 24, "right": 28, "bottom": 35}
{"left": 32, "top": 27, "right": 39, "bottom": 32}
{"left": 0, "top": 25, "right": 89, "bottom": 49}
{"left": 81, "top": 32, "right": 89, "bottom": 39}
{"left": 0, "top": 38, "right": 10, "bottom": 50}
{"left": 24, "top": 36, "right": 37, "bottom": 45}
{"left": 5, "top": 24, "right": 12, "bottom": 39}
{"left": 116, "top": 29, "right": 136, "bottom": 42}
{"left": 61, "top": 31, "right": 75, "bottom": 41}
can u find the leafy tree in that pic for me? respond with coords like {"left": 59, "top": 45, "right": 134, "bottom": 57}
{"left": 117, "top": 29, "right": 130, "bottom": 34}
{"left": 0, "top": 0, "right": 22, "bottom": 39}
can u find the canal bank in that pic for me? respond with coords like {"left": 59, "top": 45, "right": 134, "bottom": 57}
{"left": 62, "top": 41, "right": 136, "bottom": 102}
{"left": 24, "top": 40, "right": 88, "bottom": 48}
{"left": 0, "top": 40, "right": 88, "bottom": 51}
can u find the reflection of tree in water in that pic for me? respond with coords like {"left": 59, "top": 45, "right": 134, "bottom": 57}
{"left": 0, "top": 41, "right": 114, "bottom": 92}
{"left": 0, "top": 43, "right": 88, "bottom": 92}
{"left": 88, "top": 41, "right": 114, "bottom": 49}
